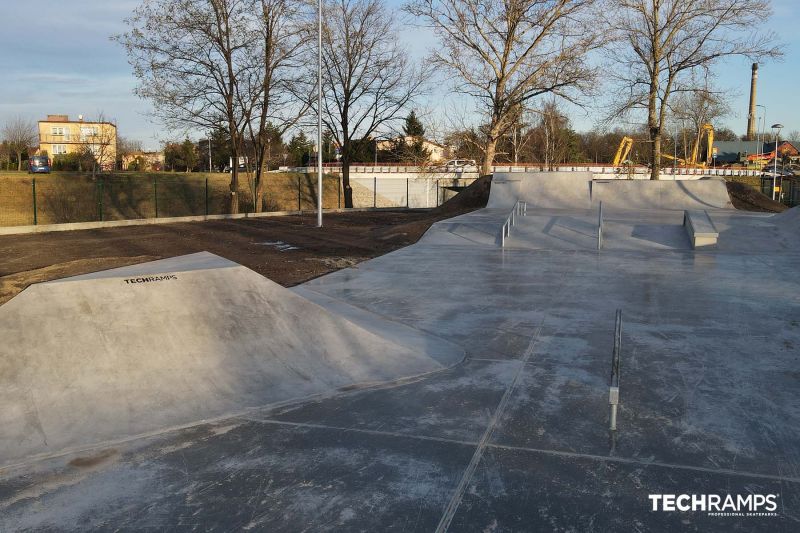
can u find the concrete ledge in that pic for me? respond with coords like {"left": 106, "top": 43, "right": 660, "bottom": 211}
{"left": 0, "top": 206, "right": 432, "bottom": 236}
{"left": 683, "top": 210, "right": 719, "bottom": 249}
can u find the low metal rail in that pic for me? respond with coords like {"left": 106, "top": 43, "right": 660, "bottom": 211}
{"left": 597, "top": 201, "right": 604, "bottom": 250}
{"left": 609, "top": 309, "right": 622, "bottom": 431}
{"left": 500, "top": 200, "right": 527, "bottom": 247}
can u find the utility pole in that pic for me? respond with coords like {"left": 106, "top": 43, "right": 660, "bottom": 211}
{"left": 317, "top": 0, "right": 323, "bottom": 228}
{"left": 208, "top": 135, "right": 212, "bottom": 172}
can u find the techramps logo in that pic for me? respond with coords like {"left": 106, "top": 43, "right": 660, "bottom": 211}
{"left": 648, "top": 493, "right": 780, "bottom": 518}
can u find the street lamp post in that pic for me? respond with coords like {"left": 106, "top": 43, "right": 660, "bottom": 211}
{"left": 317, "top": 0, "right": 323, "bottom": 228}
{"left": 756, "top": 104, "right": 766, "bottom": 167}
{"left": 771, "top": 123, "right": 783, "bottom": 201}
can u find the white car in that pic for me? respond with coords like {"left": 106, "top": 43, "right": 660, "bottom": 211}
{"left": 442, "top": 159, "right": 477, "bottom": 171}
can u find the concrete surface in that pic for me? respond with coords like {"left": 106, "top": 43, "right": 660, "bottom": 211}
{"left": 0, "top": 252, "right": 461, "bottom": 466}
{"left": 1, "top": 174, "right": 799, "bottom": 531}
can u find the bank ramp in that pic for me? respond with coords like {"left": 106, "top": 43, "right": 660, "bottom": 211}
{"left": 0, "top": 252, "right": 460, "bottom": 466}
{"left": 490, "top": 172, "right": 733, "bottom": 211}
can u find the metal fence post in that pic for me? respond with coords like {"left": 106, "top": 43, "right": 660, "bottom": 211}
{"left": 99, "top": 179, "right": 104, "bottom": 221}
{"left": 373, "top": 176, "right": 377, "bottom": 208}
{"left": 32, "top": 178, "right": 37, "bottom": 225}
{"left": 406, "top": 178, "right": 409, "bottom": 208}
{"left": 205, "top": 177, "right": 209, "bottom": 216}
{"left": 153, "top": 176, "right": 158, "bottom": 218}
{"left": 436, "top": 179, "right": 440, "bottom": 206}
{"left": 338, "top": 176, "right": 342, "bottom": 208}
{"left": 298, "top": 174, "right": 301, "bottom": 212}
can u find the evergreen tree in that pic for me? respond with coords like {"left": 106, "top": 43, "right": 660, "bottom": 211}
{"left": 403, "top": 110, "right": 425, "bottom": 137}
{"left": 181, "top": 138, "right": 198, "bottom": 172}
{"left": 287, "top": 132, "right": 313, "bottom": 166}
{"left": 400, "top": 111, "right": 430, "bottom": 163}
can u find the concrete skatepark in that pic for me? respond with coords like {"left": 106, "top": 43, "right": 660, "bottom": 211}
{"left": 1, "top": 173, "right": 799, "bottom": 531}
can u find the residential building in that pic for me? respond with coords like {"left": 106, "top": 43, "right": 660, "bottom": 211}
{"left": 121, "top": 151, "right": 165, "bottom": 171}
{"left": 376, "top": 136, "right": 447, "bottom": 163}
{"left": 38, "top": 114, "right": 117, "bottom": 170}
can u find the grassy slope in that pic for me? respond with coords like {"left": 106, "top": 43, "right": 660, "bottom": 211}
{"left": 0, "top": 171, "right": 343, "bottom": 226}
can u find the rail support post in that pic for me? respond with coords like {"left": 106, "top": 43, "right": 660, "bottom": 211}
{"left": 609, "top": 309, "right": 622, "bottom": 432}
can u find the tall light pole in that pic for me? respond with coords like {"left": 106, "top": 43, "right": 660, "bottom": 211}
{"left": 316, "top": 0, "right": 323, "bottom": 228}
{"left": 756, "top": 104, "right": 766, "bottom": 166}
{"left": 771, "top": 123, "right": 783, "bottom": 201}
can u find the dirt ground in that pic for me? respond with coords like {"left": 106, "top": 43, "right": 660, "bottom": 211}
{"left": 0, "top": 177, "right": 492, "bottom": 305}
{"left": 725, "top": 180, "right": 788, "bottom": 213}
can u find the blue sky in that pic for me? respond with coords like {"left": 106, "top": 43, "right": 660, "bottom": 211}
{"left": 1, "top": 0, "right": 798, "bottom": 150}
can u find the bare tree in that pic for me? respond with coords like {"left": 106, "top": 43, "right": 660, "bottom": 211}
{"left": 669, "top": 82, "right": 730, "bottom": 162}
{"left": 117, "top": 0, "right": 254, "bottom": 213}
{"left": 73, "top": 113, "right": 117, "bottom": 176}
{"left": 321, "top": 0, "right": 427, "bottom": 208}
{"left": 2, "top": 116, "right": 37, "bottom": 171}
{"left": 241, "top": 0, "right": 313, "bottom": 212}
{"left": 606, "top": 0, "right": 779, "bottom": 180}
{"left": 406, "top": 0, "right": 600, "bottom": 175}
{"left": 117, "top": 136, "right": 144, "bottom": 169}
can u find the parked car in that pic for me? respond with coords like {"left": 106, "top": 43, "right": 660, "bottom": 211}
{"left": 442, "top": 159, "right": 477, "bottom": 171}
{"left": 28, "top": 155, "right": 51, "bottom": 174}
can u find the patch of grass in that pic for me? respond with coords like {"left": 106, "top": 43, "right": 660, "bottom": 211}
{"left": 0, "top": 171, "right": 343, "bottom": 227}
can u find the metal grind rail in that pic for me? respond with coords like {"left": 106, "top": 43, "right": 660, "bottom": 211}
{"left": 500, "top": 200, "right": 527, "bottom": 247}
{"left": 597, "top": 201, "right": 603, "bottom": 250}
{"left": 609, "top": 309, "right": 622, "bottom": 431}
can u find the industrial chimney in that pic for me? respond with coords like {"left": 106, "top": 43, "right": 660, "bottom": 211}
{"left": 746, "top": 63, "right": 758, "bottom": 141}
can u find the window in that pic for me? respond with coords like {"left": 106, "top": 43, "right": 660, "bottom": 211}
{"left": 51, "top": 126, "right": 65, "bottom": 136}
{"left": 52, "top": 144, "right": 68, "bottom": 155}
{"left": 80, "top": 126, "right": 99, "bottom": 141}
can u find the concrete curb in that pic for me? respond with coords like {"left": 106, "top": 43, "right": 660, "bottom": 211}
{"left": 0, "top": 206, "right": 433, "bottom": 236}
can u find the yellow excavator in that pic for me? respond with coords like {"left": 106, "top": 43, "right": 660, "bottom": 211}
{"left": 612, "top": 124, "right": 714, "bottom": 167}
{"left": 612, "top": 136, "right": 635, "bottom": 166}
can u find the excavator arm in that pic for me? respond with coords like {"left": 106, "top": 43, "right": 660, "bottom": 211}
{"left": 613, "top": 136, "right": 634, "bottom": 166}
{"left": 690, "top": 124, "right": 714, "bottom": 166}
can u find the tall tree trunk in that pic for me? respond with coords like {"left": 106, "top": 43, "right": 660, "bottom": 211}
{"left": 342, "top": 151, "right": 353, "bottom": 208}
{"left": 254, "top": 150, "right": 265, "bottom": 213}
{"left": 229, "top": 129, "right": 240, "bottom": 214}
{"left": 481, "top": 138, "right": 497, "bottom": 176}
{"left": 650, "top": 130, "right": 661, "bottom": 181}
{"left": 230, "top": 158, "right": 240, "bottom": 214}
{"left": 16, "top": 151, "right": 23, "bottom": 171}
{"left": 648, "top": 86, "right": 661, "bottom": 180}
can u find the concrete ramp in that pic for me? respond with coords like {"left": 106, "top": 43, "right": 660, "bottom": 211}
{"left": 0, "top": 252, "right": 458, "bottom": 466}
{"left": 591, "top": 178, "right": 733, "bottom": 210}
{"left": 771, "top": 206, "right": 800, "bottom": 228}
{"left": 491, "top": 172, "right": 593, "bottom": 209}
{"left": 417, "top": 209, "right": 508, "bottom": 246}
{"left": 489, "top": 173, "right": 732, "bottom": 212}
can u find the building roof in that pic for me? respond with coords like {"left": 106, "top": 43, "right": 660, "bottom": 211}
{"left": 713, "top": 140, "right": 796, "bottom": 163}
{"left": 39, "top": 115, "right": 116, "bottom": 127}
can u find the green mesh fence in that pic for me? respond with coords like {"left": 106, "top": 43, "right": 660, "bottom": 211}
{"left": 0, "top": 172, "right": 345, "bottom": 227}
